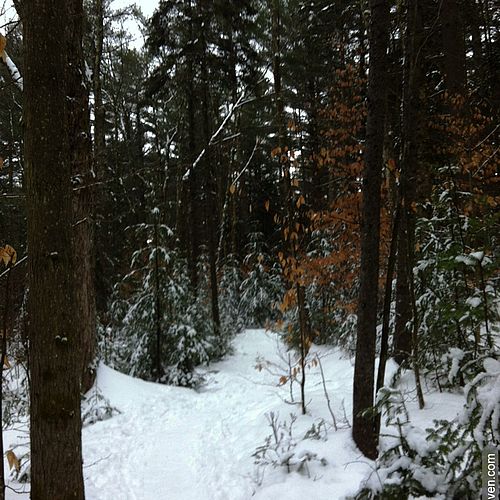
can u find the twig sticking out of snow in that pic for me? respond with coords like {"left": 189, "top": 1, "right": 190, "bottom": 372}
{"left": 316, "top": 354, "right": 338, "bottom": 431}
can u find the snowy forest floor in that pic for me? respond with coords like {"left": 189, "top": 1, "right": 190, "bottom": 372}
{"left": 4, "top": 329, "right": 464, "bottom": 499}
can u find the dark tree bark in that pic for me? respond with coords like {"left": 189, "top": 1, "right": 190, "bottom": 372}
{"left": 68, "top": 0, "right": 97, "bottom": 394}
{"left": 93, "top": 0, "right": 109, "bottom": 316}
{"left": 93, "top": 0, "right": 105, "bottom": 171}
{"left": 185, "top": 0, "right": 201, "bottom": 290}
{"left": 441, "top": 0, "right": 467, "bottom": 94}
{"left": 352, "top": 0, "right": 390, "bottom": 460}
{"left": 376, "top": 203, "right": 400, "bottom": 393}
{"left": 393, "top": 0, "right": 425, "bottom": 366}
{"left": 153, "top": 216, "right": 163, "bottom": 379}
{"left": 393, "top": 219, "right": 413, "bottom": 364}
{"left": 271, "top": 0, "right": 310, "bottom": 415}
{"left": 200, "top": 18, "right": 221, "bottom": 335}
{"left": 270, "top": 0, "right": 287, "bottom": 199}
{"left": 24, "top": 0, "right": 88, "bottom": 497}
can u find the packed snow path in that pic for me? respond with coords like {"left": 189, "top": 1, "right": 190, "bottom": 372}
{"left": 83, "top": 328, "right": 365, "bottom": 500}
{"left": 85, "top": 329, "right": 301, "bottom": 499}
{"left": 81, "top": 329, "right": 462, "bottom": 499}
{"left": 4, "top": 329, "right": 464, "bottom": 499}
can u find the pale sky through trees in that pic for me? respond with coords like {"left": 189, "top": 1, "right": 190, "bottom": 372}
{"left": 115, "top": 0, "right": 158, "bottom": 15}
{"left": 114, "top": 0, "right": 159, "bottom": 47}
{"left": 0, "top": 0, "right": 159, "bottom": 45}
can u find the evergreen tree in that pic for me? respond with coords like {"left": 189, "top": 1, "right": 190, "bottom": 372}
{"left": 240, "top": 232, "right": 284, "bottom": 327}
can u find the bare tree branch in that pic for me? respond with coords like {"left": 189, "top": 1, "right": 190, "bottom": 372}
{"left": 182, "top": 92, "right": 248, "bottom": 181}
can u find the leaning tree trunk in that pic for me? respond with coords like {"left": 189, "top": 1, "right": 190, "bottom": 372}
{"left": 352, "top": 0, "right": 390, "bottom": 460}
{"left": 24, "top": 0, "right": 87, "bottom": 497}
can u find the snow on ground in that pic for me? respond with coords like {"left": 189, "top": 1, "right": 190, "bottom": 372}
{"left": 3, "top": 329, "right": 464, "bottom": 499}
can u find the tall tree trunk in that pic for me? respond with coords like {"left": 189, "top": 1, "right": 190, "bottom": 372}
{"left": 441, "top": 0, "right": 467, "bottom": 94}
{"left": 93, "top": 0, "right": 109, "bottom": 315}
{"left": 352, "top": 0, "right": 390, "bottom": 460}
{"left": 393, "top": 221, "right": 412, "bottom": 364}
{"left": 69, "top": 0, "right": 96, "bottom": 393}
{"left": 187, "top": 97, "right": 200, "bottom": 287}
{"left": 24, "top": 0, "right": 86, "bottom": 497}
{"left": 271, "top": 0, "right": 287, "bottom": 200}
{"left": 93, "top": 0, "right": 105, "bottom": 173}
{"left": 271, "top": 0, "right": 310, "bottom": 415}
{"left": 184, "top": 0, "right": 201, "bottom": 290}
{"left": 153, "top": 217, "right": 163, "bottom": 379}
{"left": 393, "top": 0, "right": 425, "bottom": 366}
{"left": 217, "top": 17, "right": 240, "bottom": 262}
{"left": 376, "top": 203, "right": 400, "bottom": 394}
{"left": 200, "top": 15, "right": 221, "bottom": 335}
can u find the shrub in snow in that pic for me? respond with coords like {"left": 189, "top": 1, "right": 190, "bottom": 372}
{"left": 356, "top": 388, "right": 444, "bottom": 499}
{"left": 7, "top": 442, "right": 30, "bottom": 484}
{"left": 160, "top": 322, "right": 210, "bottom": 387}
{"left": 357, "top": 357, "right": 500, "bottom": 499}
{"left": 252, "top": 412, "right": 327, "bottom": 485}
{"left": 413, "top": 186, "right": 499, "bottom": 388}
{"left": 81, "top": 386, "right": 120, "bottom": 426}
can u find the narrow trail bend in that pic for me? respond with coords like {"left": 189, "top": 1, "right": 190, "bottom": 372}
{"left": 84, "top": 330, "right": 283, "bottom": 500}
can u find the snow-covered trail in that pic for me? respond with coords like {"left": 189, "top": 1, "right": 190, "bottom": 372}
{"left": 4, "top": 328, "right": 463, "bottom": 500}
{"left": 84, "top": 329, "right": 291, "bottom": 500}
{"left": 82, "top": 328, "right": 399, "bottom": 499}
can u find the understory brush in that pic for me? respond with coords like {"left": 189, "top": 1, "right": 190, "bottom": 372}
{"left": 252, "top": 411, "right": 329, "bottom": 486}
{"left": 356, "top": 354, "right": 500, "bottom": 499}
